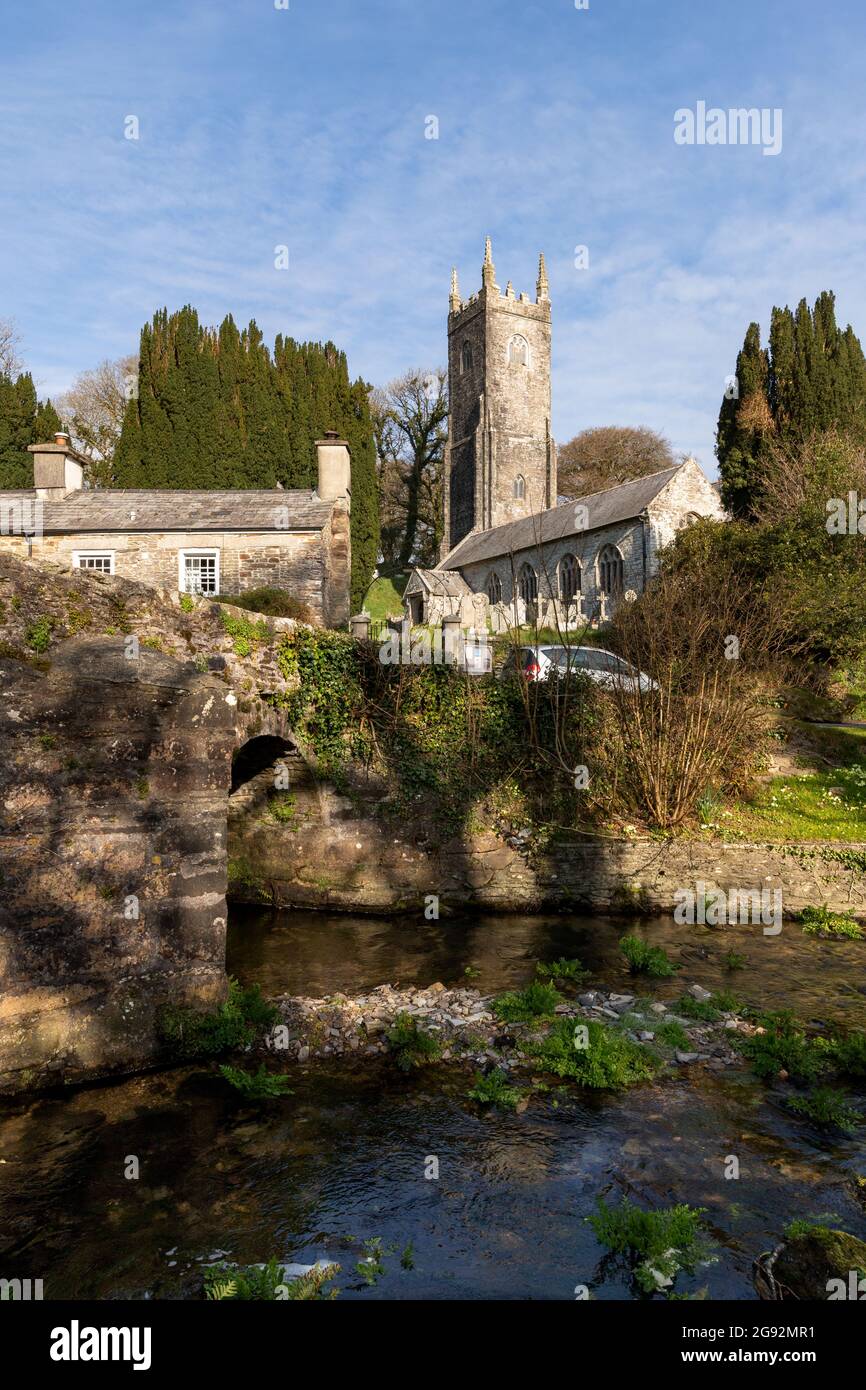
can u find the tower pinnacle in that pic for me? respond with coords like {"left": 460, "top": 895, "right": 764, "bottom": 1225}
{"left": 536, "top": 252, "right": 549, "bottom": 303}
{"left": 449, "top": 266, "right": 461, "bottom": 312}
{"left": 482, "top": 236, "right": 497, "bottom": 290}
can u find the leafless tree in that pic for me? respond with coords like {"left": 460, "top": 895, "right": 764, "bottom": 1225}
{"left": 56, "top": 354, "right": 138, "bottom": 486}
{"left": 0, "top": 318, "right": 23, "bottom": 377}
{"left": 558, "top": 425, "right": 678, "bottom": 498}
{"left": 371, "top": 368, "right": 447, "bottom": 571}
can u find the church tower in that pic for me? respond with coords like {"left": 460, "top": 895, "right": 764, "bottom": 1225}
{"left": 442, "top": 239, "right": 556, "bottom": 555}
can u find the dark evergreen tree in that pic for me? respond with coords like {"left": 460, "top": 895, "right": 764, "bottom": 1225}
{"left": 717, "top": 292, "right": 866, "bottom": 518}
{"left": 115, "top": 308, "right": 379, "bottom": 609}
{"left": 0, "top": 371, "right": 64, "bottom": 488}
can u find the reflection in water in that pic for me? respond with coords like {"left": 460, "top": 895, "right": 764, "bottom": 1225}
{"left": 0, "top": 909, "right": 864, "bottom": 1300}
{"left": 228, "top": 906, "right": 866, "bottom": 1028}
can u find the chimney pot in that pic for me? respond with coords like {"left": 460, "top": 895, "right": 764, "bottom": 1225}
{"left": 54, "top": 431, "right": 69, "bottom": 446}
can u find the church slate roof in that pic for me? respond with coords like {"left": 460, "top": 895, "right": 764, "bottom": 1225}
{"left": 409, "top": 568, "right": 471, "bottom": 597}
{"left": 439, "top": 464, "right": 684, "bottom": 570}
{"left": 0, "top": 489, "right": 333, "bottom": 533}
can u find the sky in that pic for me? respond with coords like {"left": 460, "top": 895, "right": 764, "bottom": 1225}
{"left": 2, "top": 0, "right": 866, "bottom": 476}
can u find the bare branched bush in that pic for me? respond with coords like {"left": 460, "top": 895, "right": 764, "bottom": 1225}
{"left": 598, "top": 560, "right": 791, "bottom": 829}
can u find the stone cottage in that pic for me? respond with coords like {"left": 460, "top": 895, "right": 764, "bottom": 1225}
{"left": 404, "top": 242, "right": 725, "bottom": 630}
{"left": 0, "top": 431, "right": 352, "bottom": 627}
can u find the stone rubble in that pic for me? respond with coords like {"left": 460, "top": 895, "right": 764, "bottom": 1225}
{"left": 255, "top": 981, "right": 756, "bottom": 1073}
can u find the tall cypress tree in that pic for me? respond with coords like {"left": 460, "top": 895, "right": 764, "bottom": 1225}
{"left": 115, "top": 308, "right": 379, "bottom": 609}
{"left": 717, "top": 292, "right": 866, "bottom": 518}
{"left": 0, "top": 371, "right": 63, "bottom": 488}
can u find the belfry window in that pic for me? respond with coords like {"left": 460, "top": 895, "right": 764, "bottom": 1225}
{"left": 513, "top": 474, "right": 525, "bottom": 500}
{"left": 508, "top": 335, "right": 529, "bottom": 367}
{"left": 460, "top": 341, "right": 473, "bottom": 373}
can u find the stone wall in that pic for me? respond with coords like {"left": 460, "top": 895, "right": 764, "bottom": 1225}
{"left": 229, "top": 786, "right": 866, "bottom": 921}
{"left": 0, "top": 528, "right": 338, "bottom": 624}
{"left": 0, "top": 636, "right": 237, "bottom": 1094}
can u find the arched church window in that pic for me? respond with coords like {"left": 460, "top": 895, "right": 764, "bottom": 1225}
{"left": 486, "top": 571, "right": 502, "bottom": 604}
{"left": 460, "top": 341, "right": 473, "bottom": 373}
{"left": 559, "top": 553, "right": 581, "bottom": 601}
{"left": 518, "top": 563, "right": 538, "bottom": 603}
{"left": 598, "top": 544, "right": 624, "bottom": 596}
{"left": 513, "top": 474, "right": 525, "bottom": 500}
{"left": 508, "top": 335, "right": 529, "bottom": 367}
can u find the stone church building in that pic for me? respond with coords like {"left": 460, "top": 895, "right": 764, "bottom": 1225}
{"left": 404, "top": 241, "right": 725, "bottom": 629}
{"left": 0, "top": 432, "right": 352, "bottom": 628}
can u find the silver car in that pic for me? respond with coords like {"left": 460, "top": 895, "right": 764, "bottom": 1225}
{"left": 498, "top": 644, "right": 656, "bottom": 692}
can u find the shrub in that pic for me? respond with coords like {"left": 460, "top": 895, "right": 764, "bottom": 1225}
{"left": 160, "top": 978, "right": 278, "bottom": 1059}
{"left": 386, "top": 1012, "right": 442, "bottom": 1072}
{"left": 619, "top": 935, "right": 679, "bottom": 978}
{"left": 530, "top": 1017, "right": 658, "bottom": 1089}
{"left": 467, "top": 1069, "right": 522, "bottom": 1110}
{"left": 535, "top": 957, "right": 590, "bottom": 984}
{"left": 735, "top": 1011, "right": 830, "bottom": 1084}
{"left": 216, "top": 588, "right": 313, "bottom": 622}
{"left": 492, "top": 980, "right": 563, "bottom": 1022}
{"left": 828, "top": 1029, "right": 866, "bottom": 1079}
{"left": 801, "top": 905, "right": 863, "bottom": 940}
{"left": 25, "top": 616, "right": 54, "bottom": 652}
{"left": 219, "top": 1064, "right": 293, "bottom": 1101}
{"left": 588, "top": 1197, "right": 714, "bottom": 1294}
{"left": 205, "top": 1256, "right": 339, "bottom": 1300}
{"left": 723, "top": 950, "right": 747, "bottom": 971}
{"left": 786, "top": 1086, "right": 861, "bottom": 1133}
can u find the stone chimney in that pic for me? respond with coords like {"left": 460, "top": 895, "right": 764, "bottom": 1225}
{"left": 315, "top": 430, "right": 351, "bottom": 504}
{"left": 28, "top": 433, "right": 86, "bottom": 500}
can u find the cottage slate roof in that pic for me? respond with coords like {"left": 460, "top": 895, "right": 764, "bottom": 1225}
{"left": 440, "top": 464, "right": 684, "bottom": 570}
{"left": 0, "top": 489, "right": 332, "bottom": 533}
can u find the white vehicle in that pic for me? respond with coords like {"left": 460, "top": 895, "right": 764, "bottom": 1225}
{"left": 498, "top": 645, "right": 657, "bottom": 693}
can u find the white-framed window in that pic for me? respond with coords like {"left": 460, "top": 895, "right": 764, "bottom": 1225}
{"left": 179, "top": 548, "right": 220, "bottom": 595}
{"left": 73, "top": 551, "right": 115, "bottom": 575}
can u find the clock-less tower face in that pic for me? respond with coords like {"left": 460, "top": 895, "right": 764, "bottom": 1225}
{"left": 444, "top": 245, "right": 555, "bottom": 553}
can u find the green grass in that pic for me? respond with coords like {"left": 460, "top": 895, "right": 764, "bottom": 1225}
{"left": 656, "top": 1021, "right": 690, "bottom": 1049}
{"left": 362, "top": 574, "right": 408, "bottom": 622}
{"left": 492, "top": 980, "right": 563, "bottom": 1022}
{"left": 619, "top": 935, "right": 680, "bottom": 978}
{"left": 530, "top": 1017, "right": 658, "bottom": 1089}
{"left": 587, "top": 1197, "right": 714, "bottom": 1294}
{"left": 467, "top": 1069, "right": 522, "bottom": 1110}
{"left": 386, "top": 1012, "right": 442, "bottom": 1072}
{"left": 674, "top": 993, "right": 721, "bottom": 1022}
{"left": 724, "top": 724, "right": 866, "bottom": 842}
